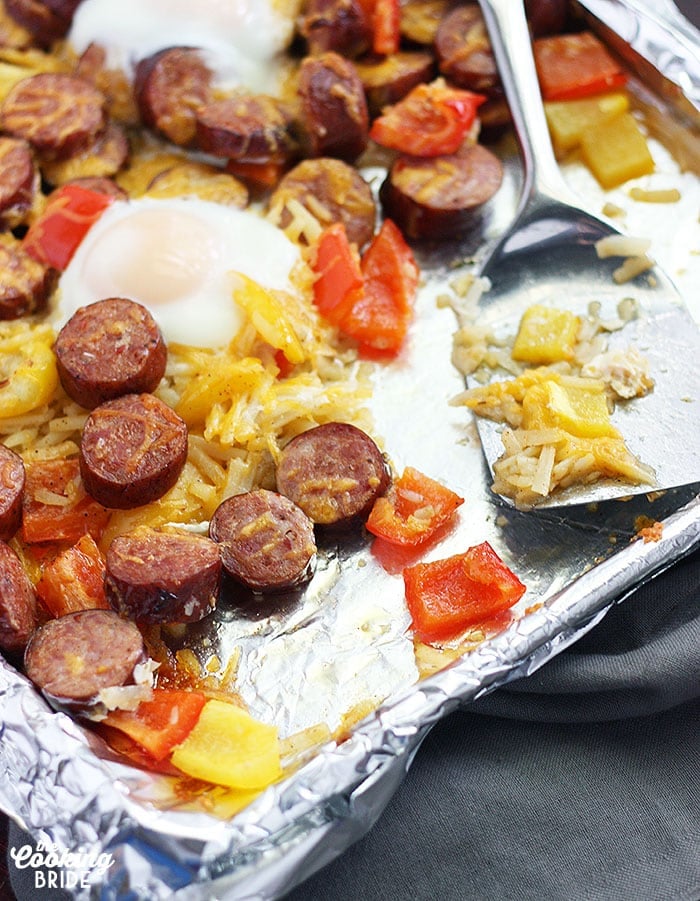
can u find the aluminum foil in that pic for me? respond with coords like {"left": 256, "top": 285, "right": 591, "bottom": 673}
{"left": 1, "top": 2, "right": 699, "bottom": 898}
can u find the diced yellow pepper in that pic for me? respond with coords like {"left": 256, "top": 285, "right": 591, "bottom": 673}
{"left": 176, "top": 355, "right": 268, "bottom": 425}
{"left": 580, "top": 111, "right": 654, "bottom": 189}
{"left": 170, "top": 699, "right": 281, "bottom": 790}
{"left": 0, "top": 328, "right": 58, "bottom": 418}
{"left": 512, "top": 305, "right": 580, "bottom": 365}
{"left": 544, "top": 91, "right": 629, "bottom": 156}
{"left": 232, "top": 272, "right": 305, "bottom": 365}
{"left": 522, "top": 379, "right": 619, "bottom": 438}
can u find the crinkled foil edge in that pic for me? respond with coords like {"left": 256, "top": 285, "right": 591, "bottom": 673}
{"left": 1, "top": 2, "right": 699, "bottom": 898}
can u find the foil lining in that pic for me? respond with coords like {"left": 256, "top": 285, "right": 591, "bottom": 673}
{"left": 1, "top": 2, "right": 699, "bottom": 898}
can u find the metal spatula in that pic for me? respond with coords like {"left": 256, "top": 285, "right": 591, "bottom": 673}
{"left": 467, "top": 0, "right": 700, "bottom": 508}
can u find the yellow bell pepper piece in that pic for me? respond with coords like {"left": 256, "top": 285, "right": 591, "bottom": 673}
{"left": 544, "top": 91, "right": 629, "bottom": 156}
{"left": 522, "top": 379, "right": 618, "bottom": 439}
{"left": 176, "top": 355, "right": 268, "bottom": 425}
{"left": 512, "top": 305, "right": 580, "bottom": 365}
{"left": 580, "top": 111, "right": 654, "bottom": 189}
{"left": 0, "top": 327, "right": 58, "bottom": 418}
{"left": 170, "top": 700, "right": 282, "bottom": 790}
{"left": 232, "top": 272, "right": 305, "bottom": 365}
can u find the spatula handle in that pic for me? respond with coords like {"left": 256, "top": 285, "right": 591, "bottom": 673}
{"left": 477, "top": 0, "right": 573, "bottom": 205}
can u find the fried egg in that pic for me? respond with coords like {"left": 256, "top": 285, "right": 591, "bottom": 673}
{"left": 68, "top": 0, "right": 300, "bottom": 94}
{"left": 55, "top": 197, "right": 303, "bottom": 348}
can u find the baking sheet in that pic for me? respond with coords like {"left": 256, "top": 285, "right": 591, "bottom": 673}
{"left": 1, "top": 2, "right": 699, "bottom": 898}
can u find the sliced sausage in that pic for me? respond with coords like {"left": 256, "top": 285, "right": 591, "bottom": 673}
{"left": 24, "top": 609, "right": 145, "bottom": 707}
{"left": 210, "top": 489, "right": 316, "bottom": 592}
{"left": 79, "top": 393, "right": 188, "bottom": 509}
{"left": 105, "top": 527, "right": 221, "bottom": 624}
{"left": 298, "top": 51, "right": 369, "bottom": 162}
{"left": 0, "top": 73, "right": 107, "bottom": 160}
{"left": 195, "top": 94, "right": 296, "bottom": 165}
{"left": 0, "top": 136, "right": 38, "bottom": 229}
{"left": 4, "top": 0, "right": 81, "bottom": 45}
{"left": 379, "top": 144, "right": 503, "bottom": 240}
{"left": 0, "top": 235, "right": 56, "bottom": 319}
{"left": 525, "top": 0, "right": 569, "bottom": 37}
{"left": 134, "top": 47, "right": 215, "bottom": 147}
{"left": 268, "top": 157, "right": 376, "bottom": 249}
{"left": 435, "top": 5, "right": 500, "bottom": 96}
{"left": 55, "top": 298, "right": 167, "bottom": 409}
{"left": 276, "top": 422, "right": 390, "bottom": 526}
{"left": 300, "top": 0, "right": 372, "bottom": 58}
{"left": 0, "top": 541, "right": 36, "bottom": 653}
{"left": 74, "top": 42, "right": 140, "bottom": 126}
{"left": 355, "top": 51, "right": 436, "bottom": 117}
{"left": 41, "top": 121, "right": 129, "bottom": 186}
{"left": 0, "top": 445, "right": 25, "bottom": 543}
{"left": 146, "top": 161, "right": 248, "bottom": 208}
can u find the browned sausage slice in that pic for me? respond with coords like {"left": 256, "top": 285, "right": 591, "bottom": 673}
{"left": 355, "top": 51, "right": 436, "bottom": 117}
{"left": 298, "top": 52, "right": 369, "bottom": 162}
{"left": 0, "top": 541, "right": 36, "bottom": 652}
{"left": 0, "top": 136, "right": 38, "bottom": 229}
{"left": 41, "top": 121, "right": 130, "bottom": 187}
{"left": 195, "top": 94, "right": 296, "bottom": 164}
{"left": 55, "top": 297, "right": 167, "bottom": 409}
{"left": 276, "top": 422, "right": 389, "bottom": 525}
{"left": 300, "top": 0, "right": 372, "bottom": 58}
{"left": 268, "top": 157, "right": 376, "bottom": 249}
{"left": 0, "top": 445, "right": 25, "bottom": 542}
{"left": 379, "top": 144, "right": 503, "bottom": 240}
{"left": 105, "top": 527, "right": 221, "bottom": 624}
{"left": 435, "top": 5, "right": 500, "bottom": 95}
{"left": 0, "top": 73, "right": 107, "bottom": 160}
{"left": 0, "top": 235, "right": 56, "bottom": 319}
{"left": 80, "top": 393, "right": 188, "bottom": 509}
{"left": 24, "top": 609, "right": 145, "bottom": 706}
{"left": 209, "top": 489, "right": 316, "bottom": 591}
{"left": 4, "top": 0, "right": 80, "bottom": 45}
{"left": 134, "top": 47, "right": 214, "bottom": 147}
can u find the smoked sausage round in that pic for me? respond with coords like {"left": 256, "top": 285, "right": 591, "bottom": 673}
{"left": 24, "top": 608, "right": 146, "bottom": 705}
{"left": 209, "top": 489, "right": 316, "bottom": 591}
{"left": 105, "top": 526, "right": 221, "bottom": 624}
{"left": 435, "top": 5, "right": 500, "bottom": 95}
{"left": 79, "top": 393, "right": 188, "bottom": 509}
{"left": 0, "top": 541, "right": 36, "bottom": 653}
{"left": 195, "top": 94, "right": 295, "bottom": 164}
{"left": 276, "top": 422, "right": 389, "bottom": 525}
{"left": 0, "top": 445, "right": 25, "bottom": 542}
{"left": 379, "top": 144, "right": 504, "bottom": 240}
{"left": 0, "top": 136, "right": 38, "bottom": 229}
{"left": 0, "top": 235, "right": 56, "bottom": 319}
{"left": 55, "top": 297, "right": 167, "bottom": 409}
{"left": 0, "top": 73, "right": 107, "bottom": 160}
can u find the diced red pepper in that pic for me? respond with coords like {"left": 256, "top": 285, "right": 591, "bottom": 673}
{"left": 403, "top": 541, "right": 526, "bottom": 643}
{"left": 35, "top": 533, "right": 109, "bottom": 617}
{"left": 22, "top": 459, "right": 111, "bottom": 544}
{"left": 533, "top": 32, "right": 627, "bottom": 101}
{"left": 101, "top": 689, "right": 207, "bottom": 761}
{"left": 312, "top": 222, "right": 364, "bottom": 326}
{"left": 366, "top": 467, "right": 464, "bottom": 546}
{"left": 340, "top": 218, "right": 418, "bottom": 353}
{"left": 370, "top": 80, "right": 486, "bottom": 157}
{"left": 23, "top": 183, "right": 113, "bottom": 271}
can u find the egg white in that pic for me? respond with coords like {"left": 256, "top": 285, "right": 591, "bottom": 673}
{"left": 68, "top": 0, "right": 300, "bottom": 94}
{"left": 55, "top": 197, "right": 303, "bottom": 348}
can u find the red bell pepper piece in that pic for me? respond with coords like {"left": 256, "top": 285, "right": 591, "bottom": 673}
{"left": 312, "top": 222, "right": 364, "bottom": 326}
{"left": 403, "top": 541, "right": 526, "bottom": 643}
{"left": 366, "top": 467, "right": 464, "bottom": 546}
{"left": 370, "top": 80, "right": 486, "bottom": 157}
{"left": 22, "top": 459, "right": 111, "bottom": 544}
{"left": 36, "top": 533, "right": 109, "bottom": 617}
{"left": 101, "top": 689, "right": 208, "bottom": 761}
{"left": 533, "top": 32, "right": 627, "bottom": 101}
{"left": 24, "top": 183, "right": 113, "bottom": 271}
